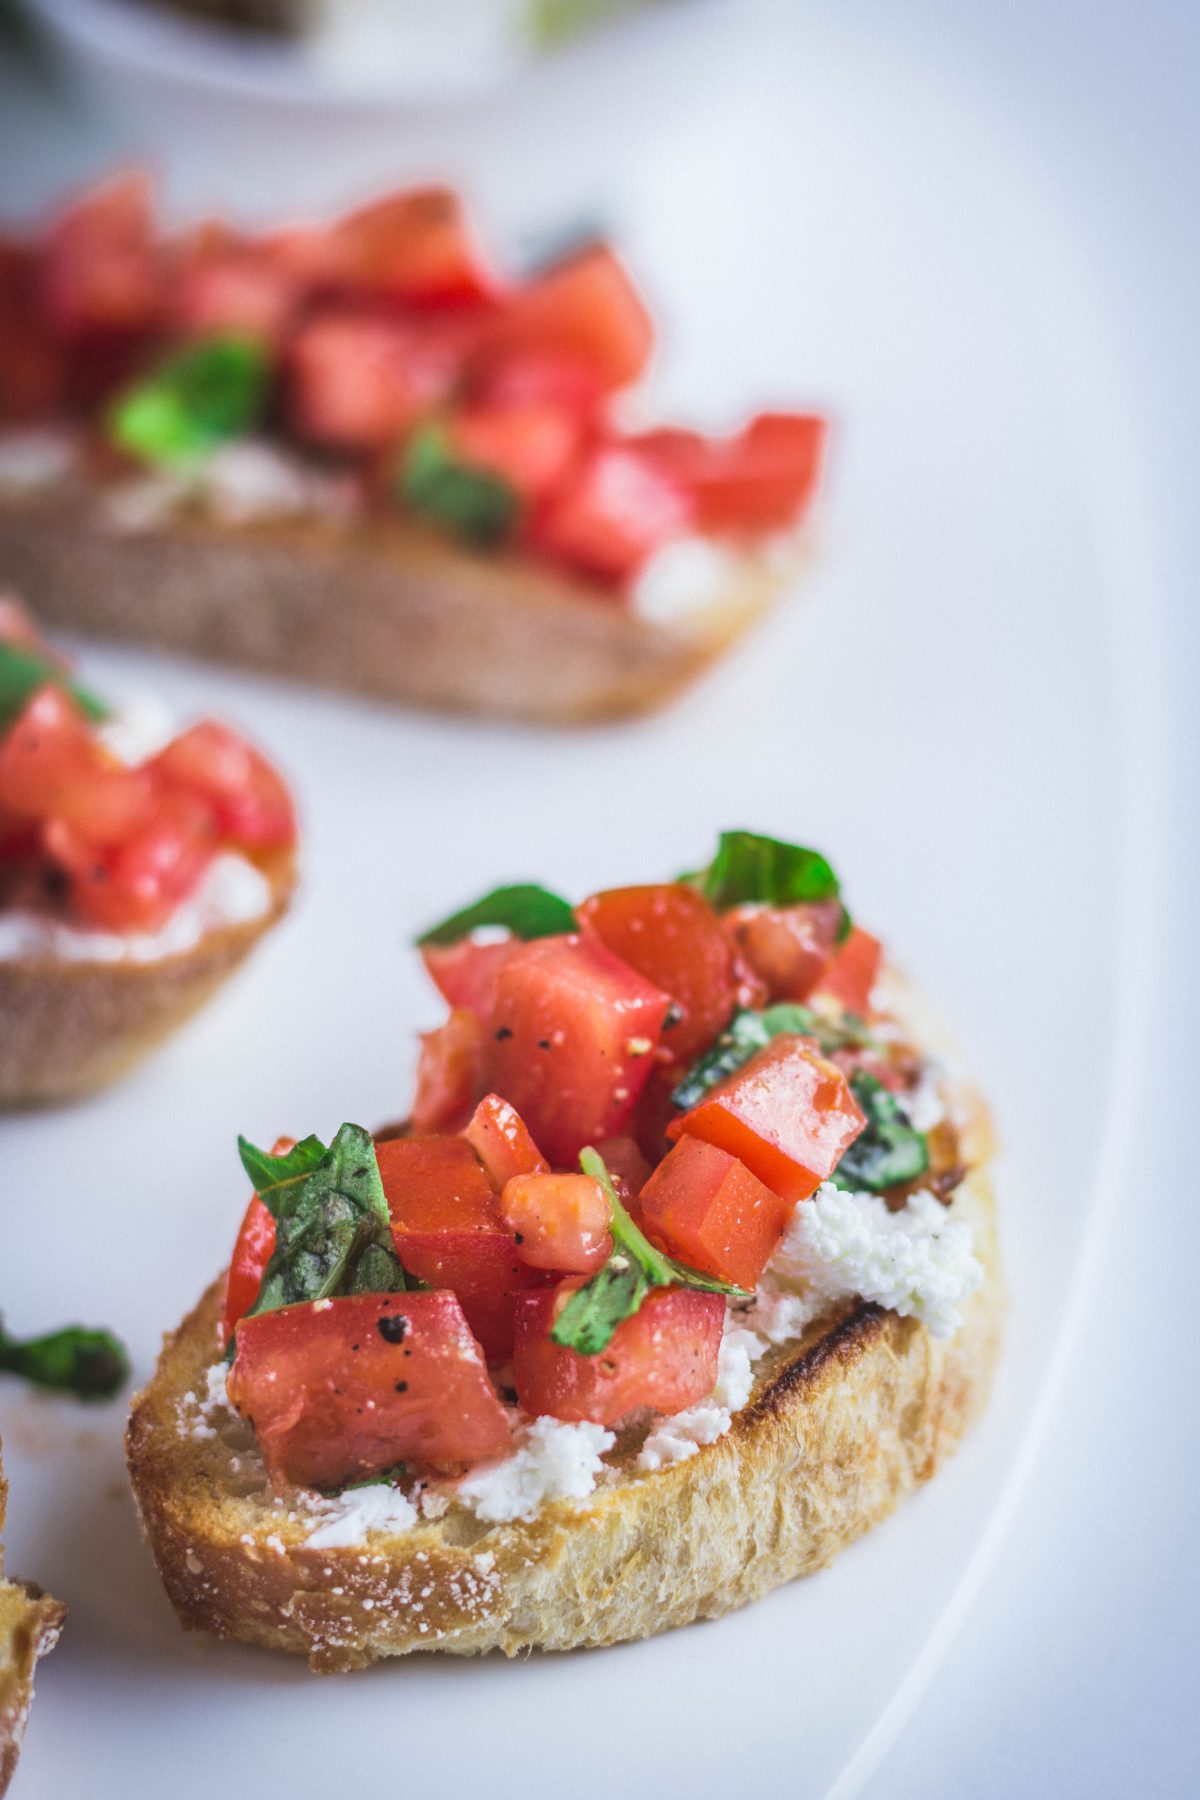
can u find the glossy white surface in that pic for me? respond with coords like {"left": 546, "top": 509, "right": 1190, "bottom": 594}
{"left": 0, "top": 4, "right": 1183, "bottom": 1796}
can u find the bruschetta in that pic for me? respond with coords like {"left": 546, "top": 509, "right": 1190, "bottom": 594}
{"left": 0, "top": 594, "right": 297, "bottom": 1105}
{"left": 0, "top": 176, "right": 826, "bottom": 723}
{"left": 127, "top": 831, "right": 1001, "bottom": 1667}
{"left": 0, "top": 1444, "right": 64, "bottom": 1798}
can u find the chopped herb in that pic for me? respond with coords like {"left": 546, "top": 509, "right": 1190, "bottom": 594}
{"left": 108, "top": 335, "right": 271, "bottom": 465}
{"left": 0, "top": 1317, "right": 129, "bottom": 1399}
{"left": 324, "top": 1460, "right": 408, "bottom": 1495}
{"left": 239, "top": 1123, "right": 409, "bottom": 1327}
{"left": 399, "top": 424, "right": 519, "bottom": 548}
{"left": 417, "top": 882, "right": 576, "bottom": 947}
{"left": 670, "top": 1003, "right": 876, "bottom": 1110}
{"left": 684, "top": 829, "right": 850, "bottom": 939}
{"left": 831, "top": 1073, "right": 929, "bottom": 1192}
{"left": 550, "top": 1148, "right": 747, "bottom": 1357}
{"left": 0, "top": 641, "right": 109, "bottom": 731}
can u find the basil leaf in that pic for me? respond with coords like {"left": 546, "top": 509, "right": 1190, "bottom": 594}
{"left": 418, "top": 882, "right": 576, "bottom": 947}
{"left": 0, "top": 1317, "right": 128, "bottom": 1399}
{"left": 0, "top": 641, "right": 109, "bottom": 731}
{"left": 399, "top": 424, "right": 520, "bottom": 548}
{"left": 686, "top": 830, "right": 850, "bottom": 938}
{"left": 671, "top": 1004, "right": 877, "bottom": 1110}
{"left": 244, "top": 1122, "right": 408, "bottom": 1321}
{"left": 550, "top": 1148, "right": 747, "bottom": 1356}
{"left": 237, "top": 1132, "right": 328, "bottom": 1198}
{"left": 109, "top": 336, "right": 271, "bottom": 465}
{"left": 831, "top": 1073, "right": 929, "bottom": 1192}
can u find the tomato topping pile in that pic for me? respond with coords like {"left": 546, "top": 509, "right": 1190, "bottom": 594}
{"left": 218, "top": 838, "right": 936, "bottom": 1499}
{"left": 0, "top": 618, "right": 296, "bottom": 933}
{"left": 2, "top": 175, "right": 827, "bottom": 593}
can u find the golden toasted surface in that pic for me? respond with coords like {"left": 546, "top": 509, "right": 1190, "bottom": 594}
{"left": 127, "top": 1163, "right": 1002, "bottom": 1672}
{"left": 0, "top": 853, "right": 294, "bottom": 1108}
{"left": 0, "top": 1446, "right": 65, "bottom": 1798}
{"left": 0, "top": 485, "right": 791, "bottom": 724}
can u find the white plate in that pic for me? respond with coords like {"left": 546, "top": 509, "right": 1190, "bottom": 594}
{"left": 0, "top": 11, "right": 1160, "bottom": 1799}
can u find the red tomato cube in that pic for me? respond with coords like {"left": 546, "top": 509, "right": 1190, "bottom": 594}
{"left": 411, "top": 1008, "right": 485, "bottom": 1134}
{"left": 377, "top": 1134, "right": 539, "bottom": 1361}
{"left": 221, "top": 1134, "right": 294, "bottom": 1345}
{"left": 724, "top": 900, "right": 842, "bottom": 1003}
{"left": 227, "top": 1290, "right": 511, "bottom": 1485}
{"left": 590, "top": 1133, "right": 651, "bottom": 1201}
{"left": 324, "top": 186, "right": 499, "bottom": 309}
{"left": 465, "top": 1093, "right": 548, "bottom": 1191}
{"left": 287, "top": 309, "right": 455, "bottom": 452}
{"left": 40, "top": 172, "right": 163, "bottom": 340}
{"left": 578, "top": 883, "right": 740, "bottom": 1064}
{"left": 421, "top": 938, "right": 517, "bottom": 1018}
{"left": 47, "top": 787, "right": 218, "bottom": 933}
{"left": 813, "top": 926, "right": 883, "bottom": 1017}
{"left": 636, "top": 1136, "right": 791, "bottom": 1289}
{"left": 635, "top": 412, "right": 827, "bottom": 534}
{"left": 445, "top": 400, "right": 581, "bottom": 504}
{"left": 528, "top": 445, "right": 693, "bottom": 586}
{"left": 153, "top": 719, "right": 296, "bottom": 849}
{"left": 669, "top": 1035, "right": 865, "bottom": 1203}
{"left": 513, "top": 1283, "right": 724, "bottom": 1425}
{"left": 500, "top": 1173, "right": 612, "bottom": 1274}
{"left": 482, "top": 934, "right": 671, "bottom": 1167}
{"left": 473, "top": 243, "right": 653, "bottom": 391}
{"left": 174, "top": 249, "right": 299, "bottom": 348}
{"left": 0, "top": 686, "right": 101, "bottom": 819}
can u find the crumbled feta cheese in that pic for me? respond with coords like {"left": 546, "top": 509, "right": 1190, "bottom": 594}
{"left": 633, "top": 536, "right": 747, "bottom": 625}
{"left": 304, "top": 1482, "right": 420, "bottom": 1548}
{"left": 637, "top": 1315, "right": 766, "bottom": 1471}
{"left": 901, "top": 1063, "right": 948, "bottom": 1133}
{"left": 455, "top": 1418, "right": 615, "bottom": 1523}
{"left": 0, "top": 851, "right": 274, "bottom": 964}
{"left": 770, "top": 1182, "right": 983, "bottom": 1339}
{"left": 0, "top": 428, "right": 78, "bottom": 493}
{"left": 96, "top": 696, "right": 176, "bottom": 766}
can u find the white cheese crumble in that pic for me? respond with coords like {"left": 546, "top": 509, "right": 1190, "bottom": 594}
{"left": 454, "top": 1417, "right": 615, "bottom": 1523}
{"left": 770, "top": 1182, "right": 983, "bottom": 1340}
{"left": 633, "top": 536, "right": 748, "bottom": 627}
{"left": 0, "top": 428, "right": 78, "bottom": 494}
{"left": 95, "top": 696, "right": 177, "bottom": 767}
{"left": 305, "top": 1482, "right": 420, "bottom": 1548}
{"left": 102, "top": 441, "right": 354, "bottom": 534}
{"left": 638, "top": 1315, "right": 765, "bottom": 1471}
{"left": 0, "top": 850, "right": 273, "bottom": 964}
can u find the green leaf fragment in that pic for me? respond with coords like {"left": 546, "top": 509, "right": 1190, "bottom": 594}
{"left": 417, "top": 882, "right": 577, "bottom": 947}
{"left": 684, "top": 830, "right": 850, "bottom": 940}
{"left": 0, "top": 641, "right": 109, "bottom": 731}
{"left": 0, "top": 1318, "right": 129, "bottom": 1400}
{"left": 399, "top": 424, "right": 520, "bottom": 548}
{"left": 831, "top": 1073, "right": 929, "bottom": 1192}
{"left": 108, "top": 335, "right": 271, "bottom": 465}
{"left": 237, "top": 1132, "right": 328, "bottom": 1198}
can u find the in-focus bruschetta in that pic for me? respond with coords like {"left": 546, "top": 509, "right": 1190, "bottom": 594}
{"left": 0, "top": 1443, "right": 64, "bottom": 1799}
{"left": 0, "top": 594, "right": 297, "bottom": 1105}
{"left": 0, "top": 176, "right": 827, "bottom": 722}
{"left": 128, "top": 831, "right": 1001, "bottom": 1668}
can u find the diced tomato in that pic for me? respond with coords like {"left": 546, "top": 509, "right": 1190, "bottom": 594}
{"left": 287, "top": 309, "right": 456, "bottom": 452}
{"left": 591, "top": 1133, "right": 651, "bottom": 1201}
{"left": 527, "top": 444, "right": 692, "bottom": 586}
{"left": 482, "top": 934, "right": 670, "bottom": 1167}
{"left": 630, "top": 1065, "right": 683, "bottom": 1167}
{"left": 0, "top": 590, "right": 49, "bottom": 650}
{"left": 578, "top": 883, "right": 740, "bottom": 1064}
{"left": 323, "top": 187, "right": 499, "bottom": 310}
{"left": 411, "top": 1008, "right": 484, "bottom": 1134}
{"left": 471, "top": 350, "right": 611, "bottom": 421}
{"left": 443, "top": 401, "right": 582, "bottom": 504}
{"left": 669, "top": 1035, "right": 865, "bottom": 1203}
{"left": 421, "top": 937, "right": 517, "bottom": 1019}
{"left": 377, "top": 1133, "right": 540, "bottom": 1361}
{"left": 514, "top": 1282, "right": 724, "bottom": 1425}
{"left": 227, "top": 1290, "right": 511, "bottom": 1486}
{"left": 500, "top": 1173, "right": 612, "bottom": 1274}
{"left": 465, "top": 1093, "right": 548, "bottom": 1191}
{"left": 174, "top": 249, "right": 299, "bottom": 349}
{"left": 723, "top": 900, "right": 842, "bottom": 1003}
{"left": 221, "top": 1132, "right": 294, "bottom": 1346}
{"left": 152, "top": 719, "right": 296, "bottom": 849}
{"left": 0, "top": 686, "right": 102, "bottom": 819}
{"left": 813, "top": 926, "right": 883, "bottom": 1017}
{"left": 40, "top": 172, "right": 163, "bottom": 340}
{"left": 473, "top": 244, "right": 652, "bottom": 391}
{"left": 45, "top": 761, "right": 161, "bottom": 847}
{"left": 636, "top": 1136, "right": 790, "bottom": 1289}
{"left": 634, "top": 412, "right": 826, "bottom": 534}
{"left": 47, "top": 787, "right": 217, "bottom": 932}
{"left": 0, "top": 243, "right": 65, "bottom": 423}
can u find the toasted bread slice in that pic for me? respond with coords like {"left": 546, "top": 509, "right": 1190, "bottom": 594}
{"left": 0, "top": 1448, "right": 65, "bottom": 1798}
{"left": 0, "top": 852, "right": 294, "bottom": 1107}
{"left": 0, "top": 484, "right": 790, "bottom": 725}
{"left": 127, "top": 1153, "right": 1001, "bottom": 1671}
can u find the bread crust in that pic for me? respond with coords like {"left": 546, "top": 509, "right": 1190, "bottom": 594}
{"left": 0, "top": 853, "right": 294, "bottom": 1107}
{"left": 127, "top": 1164, "right": 1002, "bottom": 1671}
{"left": 0, "top": 1449, "right": 65, "bottom": 1798}
{"left": 0, "top": 484, "right": 789, "bottom": 725}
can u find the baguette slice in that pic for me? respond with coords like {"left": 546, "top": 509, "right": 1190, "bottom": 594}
{"left": 0, "top": 851, "right": 295, "bottom": 1107}
{"left": 127, "top": 1152, "right": 1002, "bottom": 1671}
{"left": 0, "top": 482, "right": 791, "bottom": 725}
{"left": 0, "top": 1448, "right": 66, "bottom": 1799}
